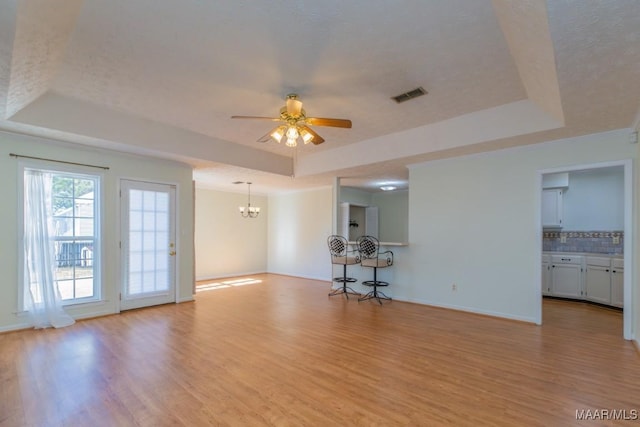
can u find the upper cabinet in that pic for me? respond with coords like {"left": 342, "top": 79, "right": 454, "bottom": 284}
{"left": 541, "top": 167, "right": 624, "bottom": 231}
{"left": 542, "top": 188, "right": 563, "bottom": 229}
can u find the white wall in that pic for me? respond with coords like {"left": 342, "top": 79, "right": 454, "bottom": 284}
{"left": 340, "top": 187, "right": 371, "bottom": 206}
{"left": 372, "top": 190, "right": 409, "bottom": 243}
{"left": 0, "top": 132, "right": 195, "bottom": 331}
{"left": 561, "top": 167, "right": 624, "bottom": 230}
{"left": 267, "top": 187, "right": 333, "bottom": 281}
{"left": 194, "top": 188, "right": 267, "bottom": 279}
{"left": 342, "top": 187, "right": 409, "bottom": 243}
{"left": 398, "top": 129, "right": 636, "bottom": 325}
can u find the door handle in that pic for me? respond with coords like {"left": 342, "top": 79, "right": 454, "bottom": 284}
{"left": 169, "top": 251, "right": 176, "bottom": 256}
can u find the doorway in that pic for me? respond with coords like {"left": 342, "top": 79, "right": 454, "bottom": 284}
{"left": 120, "top": 179, "right": 177, "bottom": 310}
{"left": 537, "top": 160, "right": 632, "bottom": 339}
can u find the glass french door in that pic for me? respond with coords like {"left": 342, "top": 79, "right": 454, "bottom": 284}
{"left": 120, "top": 180, "right": 176, "bottom": 310}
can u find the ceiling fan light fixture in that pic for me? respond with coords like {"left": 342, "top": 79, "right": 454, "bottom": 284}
{"left": 286, "top": 126, "right": 299, "bottom": 140}
{"left": 270, "top": 126, "right": 286, "bottom": 143}
{"left": 232, "top": 94, "right": 351, "bottom": 147}
{"left": 300, "top": 128, "right": 314, "bottom": 144}
{"left": 285, "top": 137, "right": 297, "bottom": 147}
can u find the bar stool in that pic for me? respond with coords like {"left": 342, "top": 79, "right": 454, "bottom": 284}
{"left": 356, "top": 235, "right": 393, "bottom": 305}
{"left": 327, "top": 235, "right": 360, "bottom": 298}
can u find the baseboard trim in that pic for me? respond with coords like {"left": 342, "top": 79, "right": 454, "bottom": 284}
{"left": 0, "top": 322, "right": 32, "bottom": 334}
{"left": 393, "top": 296, "right": 537, "bottom": 324}
{"left": 266, "top": 271, "right": 330, "bottom": 282}
{"left": 196, "top": 271, "right": 266, "bottom": 282}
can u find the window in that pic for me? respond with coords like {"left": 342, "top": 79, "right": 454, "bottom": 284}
{"left": 22, "top": 166, "right": 102, "bottom": 306}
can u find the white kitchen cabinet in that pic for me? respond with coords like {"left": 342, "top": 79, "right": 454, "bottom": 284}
{"left": 550, "top": 255, "right": 582, "bottom": 299}
{"left": 611, "top": 259, "right": 624, "bottom": 308}
{"left": 585, "top": 257, "right": 611, "bottom": 305}
{"left": 541, "top": 256, "right": 551, "bottom": 296}
{"left": 542, "top": 189, "right": 563, "bottom": 228}
{"left": 543, "top": 253, "right": 623, "bottom": 309}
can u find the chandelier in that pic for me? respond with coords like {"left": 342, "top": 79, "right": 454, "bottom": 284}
{"left": 238, "top": 182, "right": 260, "bottom": 218}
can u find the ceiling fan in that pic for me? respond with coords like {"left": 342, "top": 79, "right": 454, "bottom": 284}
{"left": 231, "top": 94, "right": 352, "bottom": 147}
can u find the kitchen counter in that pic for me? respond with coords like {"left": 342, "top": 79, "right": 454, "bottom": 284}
{"left": 543, "top": 251, "right": 622, "bottom": 258}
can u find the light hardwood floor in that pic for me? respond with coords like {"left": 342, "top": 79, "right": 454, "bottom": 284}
{"left": 1, "top": 274, "right": 639, "bottom": 426}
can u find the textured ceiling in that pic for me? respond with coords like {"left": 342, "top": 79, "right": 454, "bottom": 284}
{"left": 0, "top": 0, "right": 639, "bottom": 194}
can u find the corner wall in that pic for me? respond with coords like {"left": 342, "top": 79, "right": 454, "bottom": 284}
{"left": 267, "top": 187, "right": 333, "bottom": 281}
{"left": 0, "top": 132, "right": 195, "bottom": 331}
{"left": 194, "top": 188, "right": 267, "bottom": 279}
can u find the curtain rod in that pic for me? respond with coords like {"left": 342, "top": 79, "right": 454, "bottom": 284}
{"left": 9, "top": 153, "right": 110, "bottom": 170}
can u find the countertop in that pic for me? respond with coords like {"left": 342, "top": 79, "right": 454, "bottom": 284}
{"left": 543, "top": 251, "right": 622, "bottom": 258}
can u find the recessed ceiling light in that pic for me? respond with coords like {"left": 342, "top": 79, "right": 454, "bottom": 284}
{"left": 380, "top": 185, "right": 397, "bottom": 191}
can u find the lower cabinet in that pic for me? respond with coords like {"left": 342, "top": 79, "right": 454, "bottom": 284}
{"left": 550, "top": 256, "right": 583, "bottom": 299}
{"left": 541, "top": 256, "right": 551, "bottom": 296}
{"left": 585, "top": 257, "right": 611, "bottom": 305}
{"left": 611, "top": 259, "right": 624, "bottom": 308}
{"left": 543, "top": 253, "right": 623, "bottom": 309}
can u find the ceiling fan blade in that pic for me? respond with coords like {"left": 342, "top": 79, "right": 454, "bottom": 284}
{"left": 300, "top": 125, "right": 325, "bottom": 145}
{"left": 305, "top": 117, "right": 352, "bottom": 128}
{"left": 286, "top": 98, "right": 303, "bottom": 115}
{"left": 257, "top": 126, "right": 281, "bottom": 143}
{"left": 231, "top": 115, "right": 281, "bottom": 121}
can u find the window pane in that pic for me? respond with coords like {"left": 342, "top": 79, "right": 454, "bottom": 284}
{"left": 156, "top": 193, "right": 168, "bottom": 212}
{"left": 52, "top": 176, "right": 73, "bottom": 198}
{"left": 76, "top": 218, "right": 94, "bottom": 236}
{"left": 143, "top": 191, "right": 155, "bottom": 211}
{"left": 129, "top": 251, "right": 142, "bottom": 273}
{"left": 130, "top": 232, "right": 142, "bottom": 252}
{"left": 129, "top": 272, "right": 142, "bottom": 295}
{"left": 155, "top": 212, "right": 168, "bottom": 231}
{"left": 75, "top": 278, "right": 94, "bottom": 298}
{"left": 57, "top": 280, "right": 74, "bottom": 300}
{"left": 53, "top": 196, "right": 74, "bottom": 214}
{"left": 74, "top": 199, "right": 94, "bottom": 217}
{"left": 143, "top": 212, "right": 155, "bottom": 231}
{"left": 130, "top": 190, "right": 142, "bottom": 210}
{"left": 130, "top": 211, "right": 142, "bottom": 231}
{"left": 74, "top": 179, "right": 94, "bottom": 198}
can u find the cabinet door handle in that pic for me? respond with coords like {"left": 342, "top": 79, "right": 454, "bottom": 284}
{"left": 561, "top": 258, "right": 571, "bottom": 261}
{"left": 606, "top": 269, "right": 610, "bottom": 272}
{"left": 612, "top": 270, "right": 616, "bottom": 273}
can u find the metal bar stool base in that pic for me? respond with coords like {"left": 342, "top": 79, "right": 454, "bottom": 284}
{"left": 328, "top": 284, "right": 360, "bottom": 299}
{"left": 329, "top": 263, "right": 360, "bottom": 299}
{"left": 358, "top": 282, "right": 391, "bottom": 305}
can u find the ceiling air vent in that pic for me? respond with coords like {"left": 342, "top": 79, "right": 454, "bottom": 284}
{"left": 391, "top": 86, "right": 428, "bottom": 103}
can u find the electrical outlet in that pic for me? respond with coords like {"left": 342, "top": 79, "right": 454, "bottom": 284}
{"left": 613, "top": 235, "right": 620, "bottom": 245}
{"left": 560, "top": 234, "right": 567, "bottom": 243}
{"left": 452, "top": 283, "right": 457, "bottom": 292}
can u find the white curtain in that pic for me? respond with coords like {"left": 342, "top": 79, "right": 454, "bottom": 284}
{"left": 24, "top": 170, "right": 75, "bottom": 329}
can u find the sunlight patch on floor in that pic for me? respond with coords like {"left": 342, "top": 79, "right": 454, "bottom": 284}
{"left": 196, "top": 277, "right": 263, "bottom": 292}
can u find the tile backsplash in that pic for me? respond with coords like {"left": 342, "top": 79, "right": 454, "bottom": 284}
{"left": 543, "top": 231, "right": 623, "bottom": 255}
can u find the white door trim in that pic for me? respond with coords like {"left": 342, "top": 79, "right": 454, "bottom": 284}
{"left": 535, "top": 159, "right": 633, "bottom": 340}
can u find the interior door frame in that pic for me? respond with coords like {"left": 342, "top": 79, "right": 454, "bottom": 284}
{"left": 535, "top": 159, "right": 633, "bottom": 340}
{"left": 118, "top": 178, "right": 180, "bottom": 311}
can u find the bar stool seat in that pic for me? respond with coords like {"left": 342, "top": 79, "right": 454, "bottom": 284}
{"left": 327, "top": 235, "right": 361, "bottom": 298}
{"left": 356, "top": 235, "right": 393, "bottom": 305}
